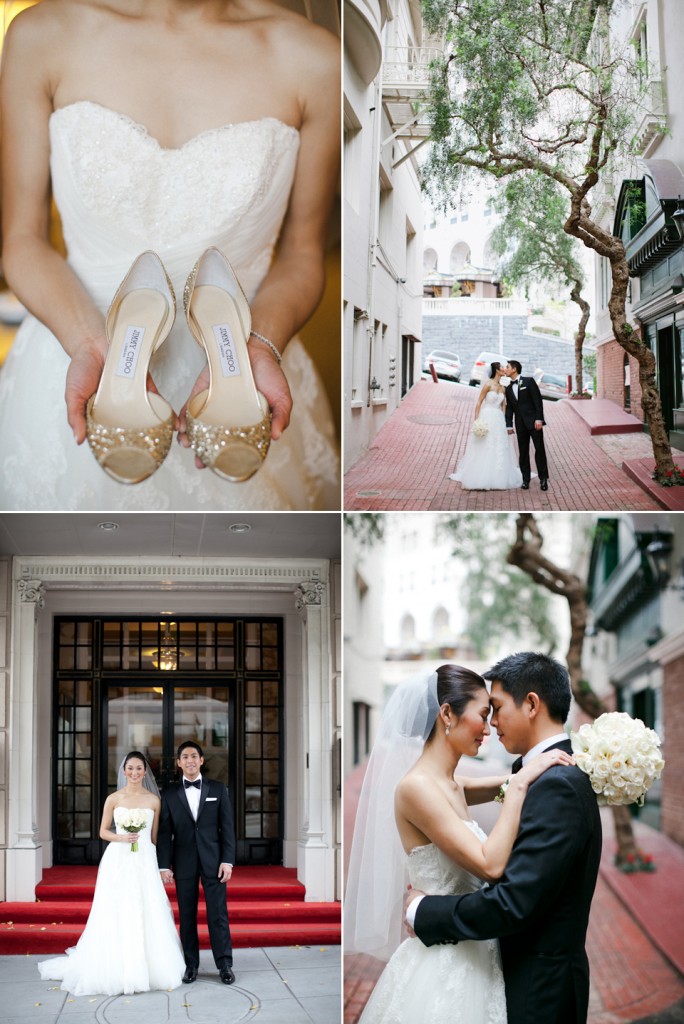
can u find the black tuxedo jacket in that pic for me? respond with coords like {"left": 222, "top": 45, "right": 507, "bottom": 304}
{"left": 156, "top": 777, "right": 236, "bottom": 880}
{"left": 505, "top": 376, "right": 545, "bottom": 431}
{"left": 414, "top": 741, "right": 602, "bottom": 1024}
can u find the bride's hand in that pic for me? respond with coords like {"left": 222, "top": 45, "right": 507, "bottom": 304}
{"left": 516, "top": 749, "right": 575, "bottom": 788}
{"left": 66, "top": 337, "right": 171, "bottom": 445}
{"left": 177, "top": 343, "right": 293, "bottom": 468}
{"left": 65, "top": 338, "right": 107, "bottom": 444}
{"left": 248, "top": 341, "right": 292, "bottom": 441}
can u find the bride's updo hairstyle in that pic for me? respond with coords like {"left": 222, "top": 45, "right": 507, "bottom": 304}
{"left": 488, "top": 361, "right": 501, "bottom": 379}
{"left": 425, "top": 664, "right": 488, "bottom": 742}
{"left": 123, "top": 750, "right": 148, "bottom": 771}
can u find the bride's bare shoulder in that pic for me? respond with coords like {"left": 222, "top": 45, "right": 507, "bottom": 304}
{"left": 248, "top": 0, "right": 339, "bottom": 65}
{"left": 3, "top": 1, "right": 100, "bottom": 53}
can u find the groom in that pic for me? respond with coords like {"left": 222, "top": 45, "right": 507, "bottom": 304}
{"left": 157, "top": 741, "right": 236, "bottom": 985}
{"left": 504, "top": 361, "right": 549, "bottom": 490}
{"left": 406, "top": 652, "right": 602, "bottom": 1024}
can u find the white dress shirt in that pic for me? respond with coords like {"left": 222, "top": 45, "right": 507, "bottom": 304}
{"left": 183, "top": 775, "right": 202, "bottom": 820}
{"left": 405, "top": 733, "right": 570, "bottom": 928}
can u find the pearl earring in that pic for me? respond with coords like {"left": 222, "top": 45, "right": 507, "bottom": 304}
{"left": 445, "top": 724, "right": 450, "bottom": 735}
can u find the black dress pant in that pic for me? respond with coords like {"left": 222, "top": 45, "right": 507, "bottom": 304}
{"left": 516, "top": 421, "right": 548, "bottom": 481}
{"left": 175, "top": 873, "right": 232, "bottom": 969}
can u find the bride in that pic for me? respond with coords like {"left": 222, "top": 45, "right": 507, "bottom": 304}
{"left": 0, "top": 0, "right": 340, "bottom": 510}
{"left": 450, "top": 362, "right": 522, "bottom": 490}
{"left": 38, "top": 752, "right": 185, "bottom": 995}
{"left": 344, "top": 665, "right": 573, "bottom": 1023}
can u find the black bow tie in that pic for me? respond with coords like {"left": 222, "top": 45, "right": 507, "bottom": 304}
{"left": 184, "top": 779, "right": 201, "bottom": 789}
{"left": 511, "top": 757, "right": 524, "bottom": 774}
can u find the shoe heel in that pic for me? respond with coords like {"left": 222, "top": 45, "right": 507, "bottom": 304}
{"left": 183, "top": 248, "right": 271, "bottom": 482}
{"left": 86, "top": 252, "right": 176, "bottom": 484}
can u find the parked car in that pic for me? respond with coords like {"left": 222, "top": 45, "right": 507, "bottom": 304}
{"left": 422, "top": 349, "right": 462, "bottom": 382}
{"left": 532, "top": 370, "right": 570, "bottom": 401}
{"left": 468, "top": 351, "right": 510, "bottom": 387}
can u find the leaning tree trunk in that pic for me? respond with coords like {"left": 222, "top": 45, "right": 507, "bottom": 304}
{"left": 564, "top": 194, "right": 678, "bottom": 484}
{"left": 570, "top": 280, "right": 590, "bottom": 396}
{"left": 507, "top": 513, "right": 639, "bottom": 865}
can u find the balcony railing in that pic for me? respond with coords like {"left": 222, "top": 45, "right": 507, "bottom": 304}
{"left": 423, "top": 297, "right": 529, "bottom": 316}
{"left": 382, "top": 46, "right": 443, "bottom": 91}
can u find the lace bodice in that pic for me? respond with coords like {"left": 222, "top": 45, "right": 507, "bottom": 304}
{"left": 408, "top": 821, "right": 486, "bottom": 896}
{"left": 483, "top": 391, "right": 505, "bottom": 409}
{"left": 49, "top": 101, "right": 300, "bottom": 308}
{"left": 113, "top": 806, "right": 154, "bottom": 847}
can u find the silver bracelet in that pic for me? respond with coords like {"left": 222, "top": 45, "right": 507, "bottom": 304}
{"left": 249, "top": 330, "right": 282, "bottom": 365}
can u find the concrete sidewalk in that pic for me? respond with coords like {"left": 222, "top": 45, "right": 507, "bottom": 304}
{"left": 1, "top": 945, "right": 341, "bottom": 1024}
{"left": 344, "top": 380, "right": 681, "bottom": 511}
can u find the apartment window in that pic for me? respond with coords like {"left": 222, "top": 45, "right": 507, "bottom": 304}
{"left": 353, "top": 702, "right": 371, "bottom": 765}
{"left": 633, "top": 15, "right": 648, "bottom": 83}
{"left": 460, "top": 213, "right": 469, "bottom": 222}
{"left": 371, "top": 320, "right": 388, "bottom": 401}
{"left": 351, "top": 308, "right": 368, "bottom": 404}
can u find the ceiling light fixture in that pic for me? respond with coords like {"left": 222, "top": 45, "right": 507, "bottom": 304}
{"left": 229, "top": 523, "right": 251, "bottom": 533}
{"left": 97, "top": 522, "right": 119, "bottom": 531}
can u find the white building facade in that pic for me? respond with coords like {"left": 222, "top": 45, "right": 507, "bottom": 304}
{"left": 344, "top": 0, "right": 427, "bottom": 468}
{"left": 0, "top": 552, "right": 341, "bottom": 903}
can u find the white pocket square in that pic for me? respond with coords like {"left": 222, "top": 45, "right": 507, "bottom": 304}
{"left": 205, "top": 797, "right": 217, "bottom": 802}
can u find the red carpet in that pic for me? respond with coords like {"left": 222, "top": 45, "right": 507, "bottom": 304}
{"left": 0, "top": 866, "right": 340, "bottom": 954}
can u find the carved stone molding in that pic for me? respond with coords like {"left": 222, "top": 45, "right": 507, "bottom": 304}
{"left": 17, "top": 579, "right": 45, "bottom": 610}
{"left": 294, "top": 581, "right": 326, "bottom": 616}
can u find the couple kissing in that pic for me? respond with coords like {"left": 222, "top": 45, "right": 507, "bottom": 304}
{"left": 451, "top": 362, "right": 549, "bottom": 492}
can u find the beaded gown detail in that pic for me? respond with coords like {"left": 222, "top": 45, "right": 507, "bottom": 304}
{"left": 359, "top": 822, "right": 507, "bottom": 1024}
{"left": 0, "top": 102, "right": 339, "bottom": 509}
{"left": 38, "top": 808, "right": 185, "bottom": 996}
{"left": 451, "top": 392, "right": 522, "bottom": 490}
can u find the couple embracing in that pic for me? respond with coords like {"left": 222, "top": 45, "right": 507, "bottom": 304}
{"left": 346, "top": 653, "right": 602, "bottom": 1024}
{"left": 451, "top": 362, "right": 549, "bottom": 492}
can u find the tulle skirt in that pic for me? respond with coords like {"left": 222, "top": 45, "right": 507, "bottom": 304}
{"left": 450, "top": 405, "right": 522, "bottom": 490}
{"left": 37, "top": 839, "right": 185, "bottom": 996}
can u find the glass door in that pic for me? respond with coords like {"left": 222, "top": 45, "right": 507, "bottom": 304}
{"left": 53, "top": 616, "right": 283, "bottom": 866}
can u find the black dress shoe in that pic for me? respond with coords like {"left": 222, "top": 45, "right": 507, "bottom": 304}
{"left": 219, "top": 965, "right": 235, "bottom": 985}
{"left": 183, "top": 966, "right": 198, "bottom": 984}
{"left": 540, "top": 478, "right": 548, "bottom": 491}
{"left": 521, "top": 481, "right": 530, "bottom": 490}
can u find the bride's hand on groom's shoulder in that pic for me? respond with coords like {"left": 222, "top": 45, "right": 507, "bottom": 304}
{"left": 517, "top": 749, "right": 575, "bottom": 788}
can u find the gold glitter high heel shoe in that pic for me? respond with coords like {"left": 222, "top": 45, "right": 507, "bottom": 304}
{"left": 183, "top": 247, "right": 271, "bottom": 482}
{"left": 86, "top": 251, "right": 176, "bottom": 484}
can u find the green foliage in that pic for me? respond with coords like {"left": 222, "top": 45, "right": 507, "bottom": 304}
{"left": 344, "top": 514, "right": 384, "bottom": 546}
{"left": 437, "top": 515, "right": 558, "bottom": 658}
{"left": 421, "top": 0, "right": 642, "bottom": 207}
{"left": 490, "top": 174, "right": 585, "bottom": 294}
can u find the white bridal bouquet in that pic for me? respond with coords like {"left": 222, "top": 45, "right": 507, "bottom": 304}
{"left": 500, "top": 375, "right": 512, "bottom": 387}
{"left": 571, "top": 712, "right": 664, "bottom": 806}
{"left": 472, "top": 418, "right": 488, "bottom": 437}
{"left": 118, "top": 808, "right": 148, "bottom": 852}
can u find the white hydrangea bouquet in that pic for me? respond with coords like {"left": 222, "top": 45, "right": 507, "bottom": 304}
{"left": 472, "top": 418, "right": 488, "bottom": 437}
{"left": 118, "top": 808, "right": 148, "bottom": 852}
{"left": 500, "top": 375, "right": 512, "bottom": 387}
{"left": 570, "top": 712, "right": 664, "bottom": 806}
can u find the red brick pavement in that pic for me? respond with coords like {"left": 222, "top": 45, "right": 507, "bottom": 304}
{"left": 343, "top": 759, "right": 684, "bottom": 1024}
{"left": 344, "top": 381, "right": 662, "bottom": 511}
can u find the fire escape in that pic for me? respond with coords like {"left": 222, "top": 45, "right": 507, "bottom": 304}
{"left": 381, "top": 46, "right": 441, "bottom": 168}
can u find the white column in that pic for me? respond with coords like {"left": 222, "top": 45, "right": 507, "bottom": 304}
{"left": 6, "top": 578, "right": 44, "bottom": 901}
{"left": 294, "top": 579, "right": 335, "bottom": 901}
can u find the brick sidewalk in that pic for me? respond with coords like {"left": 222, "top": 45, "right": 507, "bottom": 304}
{"left": 344, "top": 381, "right": 663, "bottom": 511}
{"left": 343, "top": 760, "right": 684, "bottom": 1024}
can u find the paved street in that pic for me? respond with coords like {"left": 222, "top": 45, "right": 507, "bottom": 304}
{"left": 344, "top": 380, "right": 684, "bottom": 511}
{"left": 343, "top": 758, "right": 684, "bottom": 1024}
{"left": 0, "top": 946, "right": 341, "bottom": 1024}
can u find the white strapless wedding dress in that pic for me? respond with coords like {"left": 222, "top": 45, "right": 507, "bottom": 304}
{"left": 450, "top": 391, "right": 522, "bottom": 490}
{"left": 0, "top": 101, "right": 339, "bottom": 509}
{"left": 360, "top": 824, "right": 507, "bottom": 1024}
{"left": 38, "top": 807, "right": 185, "bottom": 996}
